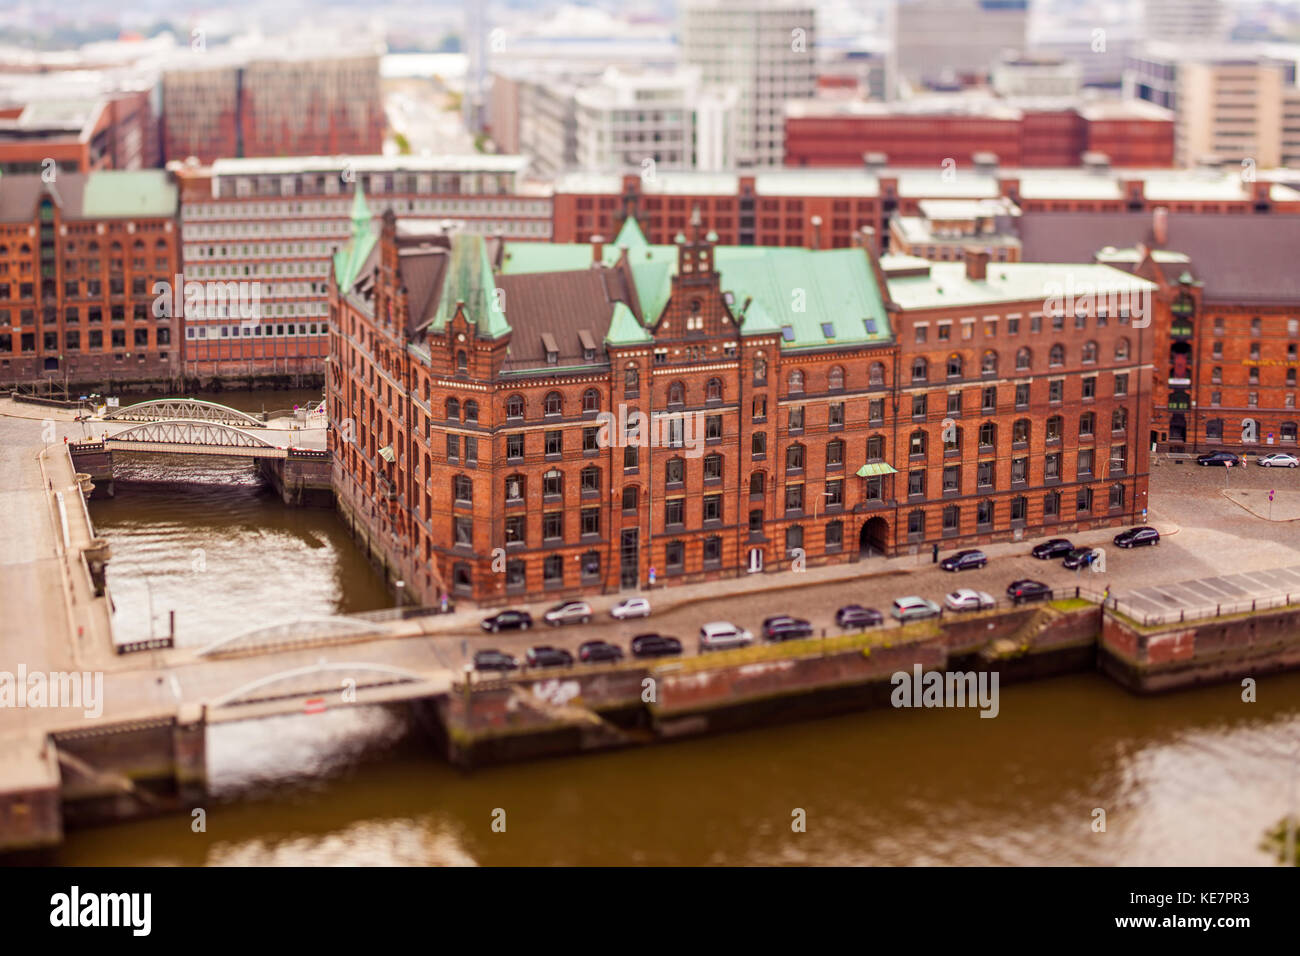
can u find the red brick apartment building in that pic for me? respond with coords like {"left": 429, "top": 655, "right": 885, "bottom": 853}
{"left": 171, "top": 155, "right": 549, "bottom": 385}
{"left": 783, "top": 99, "right": 1175, "bottom": 169}
{"left": 1020, "top": 209, "right": 1300, "bottom": 453}
{"left": 551, "top": 164, "right": 1300, "bottom": 255}
{"left": 161, "top": 52, "right": 383, "bottom": 163}
{"left": 0, "top": 170, "right": 180, "bottom": 389}
{"left": 0, "top": 90, "right": 158, "bottom": 176}
{"left": 329, "top": 195, "right": 1156, "bottom": 606}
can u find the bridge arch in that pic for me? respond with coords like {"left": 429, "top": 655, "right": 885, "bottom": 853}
{"left": 198, "top": 617, "right": 389, "bottom": 657}
{"left": 107, "top": 419, "right": 278, "bottom": 449}
{"left": 208, "top": 662, "right": 429, "bottom": 709}
{"left": 105, "top": 399, "right": 266, "bottom": 428}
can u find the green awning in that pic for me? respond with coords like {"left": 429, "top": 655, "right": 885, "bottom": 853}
{"left": 856, "top": 462, "right": 897, "bottom": 478}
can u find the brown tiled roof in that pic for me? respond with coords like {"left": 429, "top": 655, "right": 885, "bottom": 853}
{"left": 1018, "top": 211, "right": 1300, "bottom": 304}
{"left": 400, "top": 247, "right": 450, "bottom": 332}
{"left": 0, "top": 173, "right": 86, "bottom": 223}
{"left": 496, "top": 265, "right": 640, "bottom": 372}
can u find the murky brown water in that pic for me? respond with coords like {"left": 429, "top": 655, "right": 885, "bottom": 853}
{"left": 60, "top": 391, "right": 1300, "bottom": 866}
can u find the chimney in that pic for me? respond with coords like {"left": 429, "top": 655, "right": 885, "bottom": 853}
{"left": 964, "top": 246, "right": 990, "bottom": 281}
{"left": 1151, "top": 207, "right": 1168, "bottom": 248}
{"left": 1081, "top": 151, "right": 1110, "bottom": 175}
{"left": 862, "top": 151, "right": 888, "bottom": 173}
{"left": 810, "top": 215, "right": 822, "bottom": 249}
{"left": 591, "top": 234, "right": 605, "bottom": 264}
{"left": 858, "top": 225, "right": 876, "bottom": 252}
{"left": 972, "top": 151, "right": 998, "bottom": 175}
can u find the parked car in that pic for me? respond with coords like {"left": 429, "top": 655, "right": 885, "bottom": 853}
{"left": 944, "top": 588, "right": 995, "bottom": 612}
{"left": 473, "top": 649, "right": 519, "bottom": 672}
{"left": 1006, "top": 579, "right": 1053, "bottom": 604}
{"left": 630, "top": 633, "right": 683, "bottom": 659}
{"left": 1062, "top": 547, "right": 1101, "bottom": 570}
{"left": 762, "top": 615, "right": 814, "bottom": 642}
{"left": 525, "top": 645, "right": 573, "bottom": 668}
{"left": 543, "top": 600, "right": 593, "bottom": 626}
{"left": 578, "top": 640, "right": 624, "bottom": 663}
{"left": 1114, "top": 526, "right": 1160, "bottom": 549}
{"left": 610, "top": 596, "right": 652, "bottom": 619}
{"left": 1031, "top": 538, "right": 1074, "bottom": 560}
{"left": 835, "top": 605, "right": 884, "bottom": 629}
{"left": 940, "top": 548, "right": 988, "bottom": 572}
{"left": 1257, "top": 452, "right": 1299, "bottom": 468}
{"left": 481, "top": 609, "right": 533, "bottom": 633}
{"left": 1197, "top": 451, "right": 1241, "bottom": 466}
{"left": 891, "top": 596, "right": 942, "bottom": 621}
{"left": 698, "top": 621, "right": 754, "bottom": 653}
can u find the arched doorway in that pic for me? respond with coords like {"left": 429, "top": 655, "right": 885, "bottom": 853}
{"left": 859, "top": 517, "right": 889, "bottom": 557}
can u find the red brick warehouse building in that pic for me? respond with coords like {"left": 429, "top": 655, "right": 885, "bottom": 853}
{"left": 0, "top": 170, "right": 181, "bottom": 389}
{"left": 329, "top": 192, "right": 1157, "bottom": 606}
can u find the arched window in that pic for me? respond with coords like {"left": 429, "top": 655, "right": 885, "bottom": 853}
{"left": 979, "top": 421, "right": 997, "bottom": 449}
{"left": 582, "top": 388, "right": 600, "bottom": 413}
{"left": 912, "top": 357, "right": 929, "bottom": 382}
{"left": 504, "top": 474, "right": 525, "bottom": 503}
{"left": 786, "top": 443, "right": 805, "bottom": 471}
{"left": 456, "top": 350, "right": 467, "bottom": 373}
{"left": 625, "top": 367, "right": 639, "bottom": 391}
{"left": 506, "top": 394, "right": 524, "bottom": 419}
{"left": 580, "top": 465, "right": 601, "bottom": 493}
{"left": 982, "top": 349, "right": 998, "bottom": 375}
{"left": 869, "top": 362, "right": 886, "bottom": 386}
{"left": 909, "top": 428, "right": 927, "bottom": 457}
{"left": 1115, "top": 337, "right": 1131, "bottom": 361}
{"left": 943, "top": 425, "right": 962, "bottom": 454}
{"left": 1046, "top": 415, "right": 1063, "bottom": 441}
{"left": 703, "top": 452, "right": 723, "bottom": 480}
{"left": 829, "top": 365, "right": 845, "bottom": 390}
{"left": 788, "top": 369, "right": 805, "bottom": 393}
{"left": 542, "top": 468, "right": 563, "bottom": 497}
{"left": 544, "top": 391, "right": 563, "bottom": 416}
{"left": 1081, "top": 340, "right": 1098, "bottom": 364}
{"left": 1013, "top": 418, "right": 1030, "bottom": 444}
{"left": 753, "top": 357, "right": 767, "bottom": 384}
{"left": 706, "top": 377, "right": 723, "bottom": 402}
{"left": 668, "top": 381, "right": 685, "bottom": 405}
{"left": 1016, "top": 347, "right": 1032, "bottom": 371}
{"left": 445, "top": 397, "right": 460, "bottom": 420}
{"left": 947, "top": 353, "right": 963, "bottom": 379}
{"left": 1079, "top": 412, "right": 1096, "bottom": 437}
{"left": 464, "top": 400, "right": 478, "bottom": 423}
{"left": 749, "top": 471, "right": 766, "bottom": 496}
{"left": 1049, "top": 344, "right": 1065, "bottom": 366}
{"left": 1112, "top": 407, "right": 1128, "bottom": 432}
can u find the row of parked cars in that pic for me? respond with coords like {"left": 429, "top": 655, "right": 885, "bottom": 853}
{"left": 1197, "top": 451, "right": 1298, "bottom": 467}
{"left": 480, "top": 596, "right": 652, "bottom": 633}
{"left": 474, "top": 632, "right": 683, "bottom": 672}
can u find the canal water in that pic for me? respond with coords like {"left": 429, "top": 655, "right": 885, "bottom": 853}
{"left": 61, "top": 390, "right": 1300, "bottom": 866}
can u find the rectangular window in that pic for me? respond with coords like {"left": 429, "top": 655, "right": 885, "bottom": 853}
{"left": 977, "top": 461, "right": 994, "bottom": 489}
{"left": 1082, "top": 376, "right": 1096, "bottom": 400}
{"left": 665, "top": 499, "right": 684, "bottom": 527}
{"left": 943, "top": 465, "right": 960, "bottom": 494}
{"left": 543, "top": 513, "right": 563, "bottom": 541}
{"left": 545, "top": 430, "right": 562, "bottom": 456}
{"left": 703, "top": 494, "right": 722, "bottom": 523}
{"left": 908, "top": 470, "right": 925, "bottom": 498}
{"left": 786, "top": 484, "right": 805, "bottom": 513}
{"left": 828, "top": 402, "right": 844, "bottom": 428}
{"left": 1077, "top": 449, "right": 1094, "bottom": 478}
{"left": 1114, "top": 373, "right": 1128, "bottom": 397}
{"left": 1049, "top": 380, "right": 1064, "bottom": 403}
{"left": 507, "top": 434, "right": 523, "bottom": 460}
{"left": 581, "top": 507, "right": 600, "bottom": 536}
{"left": 868, "top": 399, "right": 884, "bottom": 424}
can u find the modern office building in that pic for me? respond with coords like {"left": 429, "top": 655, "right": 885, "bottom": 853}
{"left": 0, "top": 170, "right": 180, "bottom": 389}
{"left": 681, "top": 0, "right": 817, "bottom": 168}
{"left": 893, "top": 0, "right": 1029, "bottom": 89}
{"left": 0, "top": 90, "right": 157, "bottom": 176}
{"left": 328, "top": 202, "right": 1154, "bottom": 605}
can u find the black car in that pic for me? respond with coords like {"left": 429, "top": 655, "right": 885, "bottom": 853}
{"left": 525, "top": 645, "right": 573, "bottom": 668}
{"left": 762, "top": 615, "right": 814, "bottom": 641}
{"left": 835, "top": 604, "right": 884, "bottom": 629}
{"left": 1006, "top": 579, "right": 1053, "bottom": 604}
{"left": 1114, "top": 526, "right": 1160, "bottom": 548}
{"left": 940, "top": 549, "right": 988, "bottom": 572}
{"left": 1062, "top": 547, "right": 1100, "bottom": 570}
{"left": 473, "top": 649, "right": 519, "bottom": 672}
{"left": 1197, "top": 451, "right": 1241, "bottom": 467}
{"left": 630, "top": 633, "right": 683, "bottom": 659}
{"left": 481, "top": 609, "right": 533, "bottom": 632}
{"left": 578, "top": 640, "right": 624, "bottom": 663}
{"left": 1031, "top": 538, "right": 1073, "bottom": 560}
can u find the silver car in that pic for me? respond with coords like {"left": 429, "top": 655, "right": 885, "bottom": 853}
{"left": 1256, "top": 452, "right": 1299, "bottom": 468}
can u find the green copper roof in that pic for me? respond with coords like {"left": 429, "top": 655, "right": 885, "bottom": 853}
{"left": 605, "top": 301, "right": 651, "bottom": 346}
{"left": 432, "top": 233, "right": 511, "bottom": 339}
{"left": 332, "top": 184, "right": 376, "bottom": 294}
{"left": 497, "top": 217, "right": 893, "bottom": 351}
{"left": 80, "top": 170, "right": 177, "bottom": 218}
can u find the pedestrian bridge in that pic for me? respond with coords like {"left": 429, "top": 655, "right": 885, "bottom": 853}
{"left": 99, "top": 419, "right": 292, "bottom": 459}
{"left": 104, "top": 398, "right": 267, "bottom": 428}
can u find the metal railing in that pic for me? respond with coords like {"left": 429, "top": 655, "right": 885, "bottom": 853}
{"left": 1112, "top": 591, "right": 1297, "bottom": 628}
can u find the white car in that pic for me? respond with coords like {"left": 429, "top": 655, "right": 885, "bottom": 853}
{"left": 542, "top": 600, "right": 592, "bottom": 626}
{"left": 698, "top": 621, "right": 754, "bottom": 653}
{"left": 610, "top": 596, "right": 651, "bottom": 620}
{"left": 1256, "top": 452, "right": 1299, "bottom": 468}
{"left": 944, "top": 588, "right": 995, "bottom": 612}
